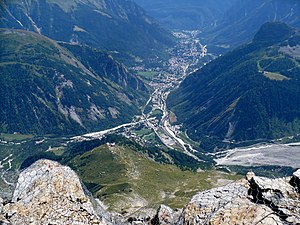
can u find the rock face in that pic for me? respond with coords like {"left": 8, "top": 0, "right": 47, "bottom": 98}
{"left": 1, "top": 160, "right": 109, "bottom": 224}
{"left": 248, "top": 174, "right": 300, "bottom": 224}
{"left": 0, "top": 160, "right": 299, "bottom": 225}
{"left": 176, "top": 171, "right": 300, "bottom": 225}
{"left": 151, "top": 205, "right": 181, "bottom": 225}
{"left": 291, "top": 170, "right": 300, "bottom": 193}
{"left": 177, "top": 180, "right": 283, "bottom": 225}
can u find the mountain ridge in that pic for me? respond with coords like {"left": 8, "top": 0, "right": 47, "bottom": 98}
{"left": 168, "top": 22, "right": 300, "bottom": 150}
{"left": 0, "top": 0, "right": 174, "bottom": 64}
{"left": 203, "top": 0, "right": 300, "bottom": 53}
{"left": 0, "top": 28, "right": 148, "bottom": 135}
{"left": 134, "top": 0, "right": 236, "bottom": 30}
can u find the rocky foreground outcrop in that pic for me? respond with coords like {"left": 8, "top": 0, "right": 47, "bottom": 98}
{"left": 0, "top": 160, "right": 111, "bottom": 224}
{"left": 173, "top": 170, "right": 300, "bottom": 225}
{"left": 0, "top": 160, "right": 299, "bottom": 225}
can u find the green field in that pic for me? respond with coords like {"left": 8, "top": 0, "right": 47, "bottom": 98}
{"left": 263, "top": 71, "right": 290, "bottom": 81}
{"left": 137, "top": 71, "right": 158, "bottom": 79}
{"left": 68, "top": 144, "right": 240, "bottom": 212}
{"left": 134, "top": 128, "right": 153, "bottom": 136}
{"left": 0, "top": 133, "right": 34, "bottom": 141}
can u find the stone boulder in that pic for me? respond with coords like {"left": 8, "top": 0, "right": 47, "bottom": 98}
{"left": 2, "top": 160, "right": 110, "bottom": 225}
{"left": 177, "top": 179, "right": 282, "bottom": 225}
{"left": 249, "top": 172, "right": 300, "bottom": 224}
{"left": 290, "top": 169, "right": 300, "bottom": 193}
{"left": 178, "top": 171, "right": 300, "bottom": 225}
{"left": 150, "top": 205, "right": 181, "bottom": 225}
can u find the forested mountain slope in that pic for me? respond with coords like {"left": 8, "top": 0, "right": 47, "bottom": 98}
{"left": 168, "top": 22, "right": 300, "bottom": 150}
{"left": 0, "top": 0, "right": 174, "bottom": 64}
{"left": 0, "top": 29, "right": 148, "bottom": 135}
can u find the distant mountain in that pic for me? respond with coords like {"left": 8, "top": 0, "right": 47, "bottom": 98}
{"left": 0, "top": 0, "right": 174, "bottom": 64}
{"left": 168, "top": 22, "right": 300, "bottom": 150}
{"left": 0, "top": 29, "right": 148, "bottom": 135}
{"left": 134, "top": 0, "right": 236, "bottom": 30}
{"left": 204, "top": 0, "right": 300, "bottom": 53}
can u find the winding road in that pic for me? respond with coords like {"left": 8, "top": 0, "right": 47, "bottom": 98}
{"left": 73, "top": 30, "right": 208, "bottom": 161}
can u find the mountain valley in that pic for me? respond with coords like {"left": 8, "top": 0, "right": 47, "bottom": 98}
{"left": 0, "top": 0, "right": 300, "bottom": 224}
{"left": 168, "top": 22, "right": 300, "bottom": 150}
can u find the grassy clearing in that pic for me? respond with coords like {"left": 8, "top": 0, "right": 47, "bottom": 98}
{"left": 169, "top": 111, "right": 177, "bottom": 124}
{"left": 137, "top": 71, "right": 158, "bottom": 79}
{"left": 144, "top": 133, "right": 157, "bottom": 142}
{"left": 263, "top": 71, "right": 290, "bottom": 81}
{"left": 134, "top": 128, "right": 152, "bottom": 137}
{"left": 0, "top": 133, "right": 34, "bottom": 141}
{"left": 178, "top": 132, "right": 199, "bottom": 147}
{"left": 69, "top": 144, "right": 241, "bottom": 212}
{"left": 150, "top": 109, "right": 163, "bottom": 119}
{"left": 49, "top": 147, "right": 65, "bottom": 156}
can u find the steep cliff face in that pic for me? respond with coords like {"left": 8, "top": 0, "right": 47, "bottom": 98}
{"left": 0, "top": 160, "right": 299, "bottom": 225}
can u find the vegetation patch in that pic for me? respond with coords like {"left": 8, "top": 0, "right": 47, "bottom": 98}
{"left": 137, "top": 71, "right": 158, "bottom": 79}
{"left": 263, "top": 71, "right": 290, "bottom": 81}
{"left": 0, "top": 133, "right": 34, "bottom": 141}
{"left": 67, "top": 143, "right": 240, "bottom": 211}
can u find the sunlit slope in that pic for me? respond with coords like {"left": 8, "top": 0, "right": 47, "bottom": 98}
{"left": 168, "top": 22, "right": 300, "bottom": 150}
{"left": 67, "top": 143, "right": 239, "bottom": 212}
{"left": 0, "top": 29, "right": 148, "bottom": 135}
{"left": 0, "top": 0, "right": 174, "bottom": 63}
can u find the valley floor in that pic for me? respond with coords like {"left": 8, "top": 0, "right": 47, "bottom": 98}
{"left": 214, "top": 142, "right": 300, "bottom": 168}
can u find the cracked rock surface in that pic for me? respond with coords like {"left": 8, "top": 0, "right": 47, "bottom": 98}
{"left": 151, "top": 204, "right": 181, "bottom": 225}
{"left": 176, "top": 170, "right": 300, "bottom": 225}
{"left": 1, "top": 160, "right": 109, "bottom": 225}
{"left": 249, "top": 172, "right": 300, "bottom": 224}
{"left": 176, "top": 180, "right": 282, "bottom": 225}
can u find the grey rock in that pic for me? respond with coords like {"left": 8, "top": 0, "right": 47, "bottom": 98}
{"left": 290, "top": 169, "right": 300, "bottom": 193}
{"left": 151, "top": 205, "right": 181, "bottom": 225}
{"left": 294, "top": 169, "right": 300, "bottom": 180}
{"left": 177, "top": 180, "right": 254, "bottom": 224}
{"left": 122, "top": 208, "right": 156, "bottom": 225}
{"left": 249, "top": 173, "right": 300, "bottom": 224}
{"left": 0, "top": 197, "right": 10, "bottom": 224}
{"left": 2, "top": 160, "right": 109, "bottom": 225}
{"left": 246, "top": 171, "right": 255, "bottom": 181}
{"left": 178, "top": 170, "right": 300, "bottom": 225}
